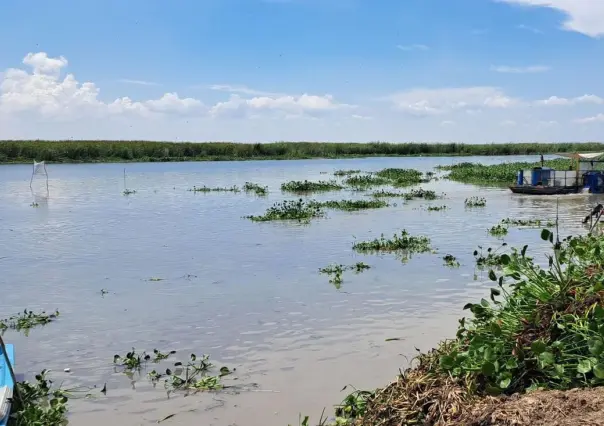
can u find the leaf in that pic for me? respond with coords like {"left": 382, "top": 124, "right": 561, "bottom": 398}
{"left": 463, "top": 303, "right": 474, "bottom": 310}
{"left": 521, "top": 245, "right": 528, "bottom": 257}
{"left": 531, "top": 341, "right": 547, "bottom": 355}
{"left": 500, "top": 254, "right": 511, "bottom": 265}
{"left": 594, "top": 363, "right": 604, "bottom": 379}
{"left": 301, "top": 416, "right": 310, "bottom": 426}
{"left": 485, "top": 385, "right": 501, "bottom": 396}
{"left": 541, "top": 229, "right": 551, "bottom": 241}
{"left": 505, "top": 358, "right": 518, "bottom": 370}
{"left": 498, "top": 372, "right": 512, "bottom": 389}
{"left": 488, "top": 270, "right": 497, "bottom": 281}
{"left": 578, "top": 359, "right": 592, "bottom": 374}
{"left": 539, "top": 351, "right": 555, "bottom": 367}
{"left": 490, "top": 288, "right": 501, "bottom": 297}
{"left": 490, "top": 322, "right": 502, "bottom": 337}
{"left": 482, "top": 362, "right": 496, "bottom": 377}
{"left": 481, "top": 298, "right": 489, "bottom": 307}
{"left": 439, "top": 355, "right": 456, "bottom": 370}
{"left": 588, "top": 338, "right": 604, "bottom": 356}
{"left": 595, "top": 306, "right": 604, "bottom": 319}
{"left": 554, "top": 364, "right": 565, "bottom": 377}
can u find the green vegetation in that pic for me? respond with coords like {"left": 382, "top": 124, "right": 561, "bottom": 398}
{"left": 343, "top": 174, "right": 389, "bottom": 188}
{"left": 243, "top": 182, "right": 268, "bottom": 196}
{"left": 334, "top": 169, "right": 362, "bottom": 176}
{"left": 370, "top": 190, "right": 408, "bottom": 198}
{"left": 501, "top": 218, "right": 555, "bottom": 227}
{"left": 439, "top": 158, "right": 572, "bottom": 184}
{"left": 311, "top": 199, "right": 388, "bottom": 211}
{"left": 0, "top": 310, "right": 59, "bottom": 334}
{"left": 404, "top": 188, "right": 439, "bottom": 200}
{"left": 29, "top": 202, "right": 39, "bottom": 208}
{"left": 245, "top": 199, "right": 325, "bottom": 223}
{"left": 122, "top": 189, "right": 136, "bottom": 196}
{"left": 188, "top": 185, "right": 240, "bottom": 193}
{"left": 443, "top": 254, "right": 460, "bottom": 268}
{"left": 281, "top": 180, "right": 343, "bottom": 193}
{"left": 426, "top": 205, "right": 448, "bottom": 212}
{"left": 319, "top": 262, "right": 371, "bottom": 289}
{"left": 465, "top": 196, "right": 487, "bottom": 207}
{"left": 375, "top": 168, "right": 423, "bottom": 186}
{"left": 5, "top": 141, "right": 604, "bottom": 164}
{"left": 352, "top": 230, "right": 432, "bottom": 262}
{"left": 474, "top": 243, "right": 509, "bottom": 268}
{"left": 488, "top": 223, "right": 509, "bottom": 238}
{"left": 12, "top": 370, "right": 71, "bottom": 425}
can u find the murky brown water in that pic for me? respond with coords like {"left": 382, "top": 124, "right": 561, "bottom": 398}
{"left": 0, "top": 156, "right": 600, "bottom": 425}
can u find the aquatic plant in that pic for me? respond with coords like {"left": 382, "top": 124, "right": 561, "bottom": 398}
{"left": 375, "top": 168, "right": 423, "bottom": 186}
{"left": 404, "top": 188, "right": 439, "bottom": 200}
{"left": 334, "top": 169, "right": 362, "bottom": 176}
{"left": 245, "top": 199, "right": 325, "bottom": 223}
{"left": 343, "top": 174, "right": 389, "bottom": 188}
{"left": 488, "top": 223, "right": 509, "bottom": 237}
{"left": 188, "top": 185, "right": 240, "bottom": 193}
{"left": 473, "top": 243, "right": 509, "bottom": 268}
{"left": 501, "top": 217, "right": 555, "bottom": 227}
{"left": 281, "top": 180, "right": 343, "bottom": 193}
{"left": 352, "top": 230, "right": 432, "bottom": 261}
{"left": 465, "top": 196, "right": 487, "bottom": 207}
{"left": 114, "top": 348, "right": 148, "bottom": 371}
{"left": 122, "top": 189, "right": 137, "bottom": 196}
{"left": 11, "top": 370, "right": 70, "bottom": 425}
{"left": 30, "top": 202, "right": 39, "bottom": 207}
{"left": 319, "top": 262, "right": 371, "bottom": 289}
{"left": 443, "top": 254, "right": 460, "bottom": 268}
{"left": 311, "top": 199, "right": 388, "bottom": 211}
{"left": 0, "top": 309, "right": 59, "bottom": 333}
{"left": 370, "top": 189, "right": 408, "bottom": 198}
{"left": 426, "top": 205, "right": 448, "bottom": 212}
{"left": 243, "top": 182, "right": 268, "bottom": 196}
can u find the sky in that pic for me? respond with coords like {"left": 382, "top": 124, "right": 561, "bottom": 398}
{"left": 1, "top": 0, "right": 604, "bottom": 143}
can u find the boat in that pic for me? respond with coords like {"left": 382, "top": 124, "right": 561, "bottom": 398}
{"left": 0, "top": 342, "right": 14, "bottom": 426}
{"left": 509, "top": 152, "right": 604, "bottom": 195}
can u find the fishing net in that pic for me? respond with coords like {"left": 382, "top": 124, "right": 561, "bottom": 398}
{"left": 30, "top": 160, "right": 49, "bottom": 195}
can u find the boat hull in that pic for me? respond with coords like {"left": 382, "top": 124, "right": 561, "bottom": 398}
{"left": 509, "top": 185, "right": 580, "bottom": 195}
{"left": 0, "top": 343, "right": 14, "bottom": 426}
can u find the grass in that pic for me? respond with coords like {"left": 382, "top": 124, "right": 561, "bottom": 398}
{"left": 319, "top": 262, "right": 371, "bottom": 289}
{"left": 0, "top": 310, "right": 59, "bottom": 334}
{"left": 310, "top": 199, "right": 388, "bottom": 211}
{"left": 352, "top": 230, "right": 432, "bottom": 262}
{"left": 439, "top": 158, "right": 573, "bottom": 184}
{"left": 281, "top": 180, "right": 343, "bottom": 193}
{"left": 245, "top": 199, "right": 325, "bottom": 223}
{"left": 243, "top": 182, "right": 268, "bottom": 196}
{"left": 501, "top": 217, "right": 556, "bottom": 227}
{"left": 5, "top": 141, "right": 604, "bottom": 164}
{"left": 188, "top": 185, "right": 240, "bottom": 193}
{"left": 465, "top": 196, "right": 487, "bottom": 207}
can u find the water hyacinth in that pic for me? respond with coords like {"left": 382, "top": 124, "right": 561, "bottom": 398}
{"left": 280, "top": 180, "right": 343, "bottom": 193}
{"left": 245, "top": 199, "right": 325, "bottom": 223}
{"left": 310, "top": 199, "right": 388, "bottom": 211}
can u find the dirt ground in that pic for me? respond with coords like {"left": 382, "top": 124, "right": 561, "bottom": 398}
{"left": 460, "top": 387, "right": 604, "bottom": 426}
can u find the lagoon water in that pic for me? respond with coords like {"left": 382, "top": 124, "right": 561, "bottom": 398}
{"left": 0, "top": 156, "right": 600, "bottom": 425}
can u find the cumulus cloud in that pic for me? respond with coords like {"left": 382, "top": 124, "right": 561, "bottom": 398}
{"left": 575, "top": 114, "right": 604, "bottom": 124}
{"left": 535, "top": 94, "right": 604, "bottom": 106}
{"left": 500, "top": 0, "right": 604, "bottom": 37}
{"left": 387, "top": 87, "right": 518, "bottom": 116}
{"left": 490, "top": 65, "right": 550, "bottom": 73}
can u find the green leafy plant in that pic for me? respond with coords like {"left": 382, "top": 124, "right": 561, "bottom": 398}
{"left": 245, "top": 199, "right": 325, "bottom": 223}
{"left": 403, "top": 188, "right": 439, "bottom": 201}
{"left": 188, "top": 185, "right": 240, "bottom": 193}
{"left": 443, "top": 254, "right": 460, "bottom": 268}
{"left": 0, "top": 310, "right": 60, "bottom": 334}
{"left": 375, "top": 168, "right": 423, "bottom": 186}
{"left": 473, "top": 243, "right": 509, "bottom": 268}
{"left": 334, "top": 169, "right": 362, "bottom": 176}
{"left": 281, "top": 180, "right": 343, "bottom": 193}
{"left": 465, "top": 196, "right": 486, "bottom": 207}
{"left": 343, "top": 174, "right": 389, "bottom": 189}
{"left": 122, "top": 189, "right": 136, "bottom": 196}
{"left": 11, "top": 370, "right": 71, "bottom": 426}
{"left": 501, "top": 218, "right": 555, "bottom": 227}
{"left": 310, "top": 199, "right": 388, "bottom": 211}
{"left": 426, "top": 205, "right": 448, "bottom": 212}
{"left": 353, "top": 230, "right": 432, "bottom": 263}
{"left": 488, "top": 223, "right": 509, "bottom": 237}
{"left": 243, "top": 182, "right": 268, "bottom": 196}
{"left": 319, "top": 262, "right": 371, "bottom": 289}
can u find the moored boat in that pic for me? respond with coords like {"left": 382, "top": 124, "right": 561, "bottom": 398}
{"left": 0, "top": 342, "right": 15, "bottom": 426}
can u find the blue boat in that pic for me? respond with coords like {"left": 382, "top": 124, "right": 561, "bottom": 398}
{"left": 510, "top": 152, "right": 604, "bottom": 195}
{"left": 0, "top": 343, "right": 15, "bottom": 426}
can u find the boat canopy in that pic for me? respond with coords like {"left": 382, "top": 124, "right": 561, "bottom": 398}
{"left": 559, "top": 152, "right": 604, "bottom": 160}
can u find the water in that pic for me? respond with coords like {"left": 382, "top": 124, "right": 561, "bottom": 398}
{"left": 0, "top": 156, "right": 600, "bottom": 425}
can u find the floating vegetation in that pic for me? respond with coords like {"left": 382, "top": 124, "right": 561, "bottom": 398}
{"left": 100, "top": 289, "right": 109, "bottom": 296}
{"left": 280, "top": 180, "right": 343, "bottom": 193}
{"left": 404, "top": 188, "right": 438, "bottom": 201}
{"left": 427, "top": 205, "right": 448, "bottom": 212}
{"left": 488, "top": 223, "right": 509, "bottom": 237}
{"left": 343, "top": 174, "right": 389, "bottom": 188}
{"left": 371, "top": 189, "right": 408, "bottom": 198}
{"left": 188, "top": 185, "right": 240, "bottom": 193}
{"left": 465, "top": 196, "right": 487, "bottom": 207}
{"left": 334, "top": 169, "right": 362, "bottom": 176}
{"left": 310, "top": 199, "right": 388, "bottom": 211}
{"left": 319, "top": 262, "right": 371, "bottom": 289}
{"left": 501, "top": 217, "right": 555, "bottom": 227}
{"left": 148, "top": 353, "right": 232, "bottom": 394}
{"left": 353, "top": 230, "right": 432, "bottom": 262}
{"left": 245, "top": 199, "right": 325, "bottom": 223}
{"left": 438, "top": 158, "right": 573, "bottom": 184}
{"left": 147, "top": 277, "right": 164, "bottom": 282}
{"left": 443, "top": 254, "right": 460, "bottom": 268}
{"left": 243, "top": 182, "right": 268, "bottom": 196}
{"left": 114, "top": 349, "right": 148, "bottom": 371}
{"left": 0, "top": 309, "right": 60, "bottom": 334}
{"left": 473, "top": 243, "right": 509, "bottom": 268}
{"left": 123, "top": 189, "right": 137, "bottom": 196}
{"left": 30, "top": 202, "right": 39, "bottom": 207}
{"left": 375, "top": 168, "right": 423, "bottom": 186}
{"left": 12, "top": 370, "right": 71, "bottom": 425}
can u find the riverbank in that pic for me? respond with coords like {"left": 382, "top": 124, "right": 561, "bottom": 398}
{"left": 2, "top": 140, "right": 604, "bottom": 164}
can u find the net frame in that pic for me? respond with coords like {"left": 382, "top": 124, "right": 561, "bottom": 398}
{"left": 30, "top": 161, "right": 49, "bottom": 192}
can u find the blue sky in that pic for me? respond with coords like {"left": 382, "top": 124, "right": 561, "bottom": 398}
{"left": 1, "top": 0, "right": 604, "bottom": 142}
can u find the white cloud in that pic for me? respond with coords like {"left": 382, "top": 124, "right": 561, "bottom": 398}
{"left": 118, "top": 79, "right": 159, "bottom": 86}
{"left": 207, "top": 84, "right": 280, "bottom": 97}
{"left": 535, "top": 94, "right": 604, "bottom": 106}
{"left": 575, "top": 114, "right": 604, "bottom": 124}
{"left": 387, "top": 87, "right": 518, "bottom": 116}
{"left": 501, "top": 0, "right": 604, "bottom": 37}
{"left": 396, "top": 44, "right": 429, "bottom": 51}
{"left": 490, "top": 65, "right": 550, "bottom": 73}
{"left": 23, "top": 52, "right": 68, "bottom": 75}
